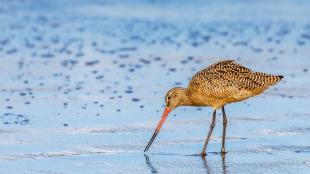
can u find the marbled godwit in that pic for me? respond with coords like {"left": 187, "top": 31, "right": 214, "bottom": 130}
{"left": 144, "top": 60, "right": 283, "bottom": 155}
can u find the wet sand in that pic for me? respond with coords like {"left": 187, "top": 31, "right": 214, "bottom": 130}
{"left": 0, "top": 0, "right": 309, "bottom": 173}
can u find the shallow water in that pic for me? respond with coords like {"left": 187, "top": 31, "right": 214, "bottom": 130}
{"left": 0, "top": 0, "right": 310, "bottom": 173}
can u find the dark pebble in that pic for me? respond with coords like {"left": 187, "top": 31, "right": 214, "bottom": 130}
{"left": 154, "top": 57, "right": 161, "bottom": 61}
{"left": 180, "top": 60, "right": 187, "bottom": 64}
{"left": 174, "top": 82, "right": 182, "bottom": 85}
{"left": 85, "top": 60, "right": 99, "bottom": 66}
{"left": 132, "top": 98, "right": 140, "bottom": 102}
{"left": 135, "top": 64, "right": 142, "bottom": 68}
{"left": 125, "top": 90, "right": 133, "bottom": 94}
{"left": 187, "top": 56, "right": 193, "bottom": 61}
{"left": 169, "top": 68, "right": 176, "bottom": 72}
{"left": 96, "top": 75, "right": 104, "bottom": 79}
{"left": 119, "top": 64, "right": 126, "bottom": 68}
{"left": 139, "top": 58, "right": 151, "bottom": 64}
{"left": 119, "top": 54, "right": 130, "bottom": 59}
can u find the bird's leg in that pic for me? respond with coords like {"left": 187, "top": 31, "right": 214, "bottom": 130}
{"left": 221, "top": 106, "right": 228, "bottom": 154}
{"left": 201, "top": 110, "right": 216, "bottom": 156}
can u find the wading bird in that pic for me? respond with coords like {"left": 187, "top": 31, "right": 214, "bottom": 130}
{"left": 144, "top": 60, "right": 283, "bottom": 155}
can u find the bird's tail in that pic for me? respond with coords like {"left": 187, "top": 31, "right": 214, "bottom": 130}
{"left": 253, "top": 72, "right": 284, "bottom": 86}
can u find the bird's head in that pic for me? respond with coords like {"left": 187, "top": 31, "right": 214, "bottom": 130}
{"left": 165, "top": 87, "right": 189, "bottom": 110}
{"left": 144, "top": 87, "right": 191, "bottom": 152}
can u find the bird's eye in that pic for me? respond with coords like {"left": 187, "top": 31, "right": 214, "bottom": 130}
{"left": 168, "top": 96, "right": 171, "bottom": 100}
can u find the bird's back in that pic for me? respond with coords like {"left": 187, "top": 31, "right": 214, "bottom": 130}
{"left": 187, "top": 60, "right": 283, "bottom": 108}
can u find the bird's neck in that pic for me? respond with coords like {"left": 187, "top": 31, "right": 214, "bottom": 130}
{"left": 177, "top": 88, "right": 194, "bottom": 106}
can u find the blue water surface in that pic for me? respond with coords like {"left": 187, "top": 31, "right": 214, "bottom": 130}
{"left": 0, "top": 0, "right": 309, "bottom": 173}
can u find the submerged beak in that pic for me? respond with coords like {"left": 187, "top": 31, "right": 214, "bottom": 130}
{"left": 144, "top": 107, "right": 171, "bottom": 152}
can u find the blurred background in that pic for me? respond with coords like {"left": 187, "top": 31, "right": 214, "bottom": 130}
{"left": 0, "top": 0, "right": 309, "bottom": 173}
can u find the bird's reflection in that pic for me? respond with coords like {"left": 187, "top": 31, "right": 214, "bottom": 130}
{"left": 221, "top": 154, "right": 228, "bottom": 174}
{"left": 144, "top": 154, "right": 158, "bottom": 174}
{"left": 201, "top": 153, "right": 228, "bottom": 174}
{"left": 201, "top": 155, "right": 212, "bottom": 174}
{"left": 144, "top": 153, "right": 228, "bottom": 174}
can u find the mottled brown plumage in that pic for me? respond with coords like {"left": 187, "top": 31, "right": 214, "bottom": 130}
{"left": 145, "top": 59, "right": 283, "bottom": 155}
{"left": 186, "top": 60, "right": 283, "bottom": 109}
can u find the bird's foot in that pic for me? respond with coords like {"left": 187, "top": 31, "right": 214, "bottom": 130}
{"left": 221, "top": 148, "right": 227, "bottom": 155}
{"left": 201, "top": 151, "right": 207, "bottom": 156}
